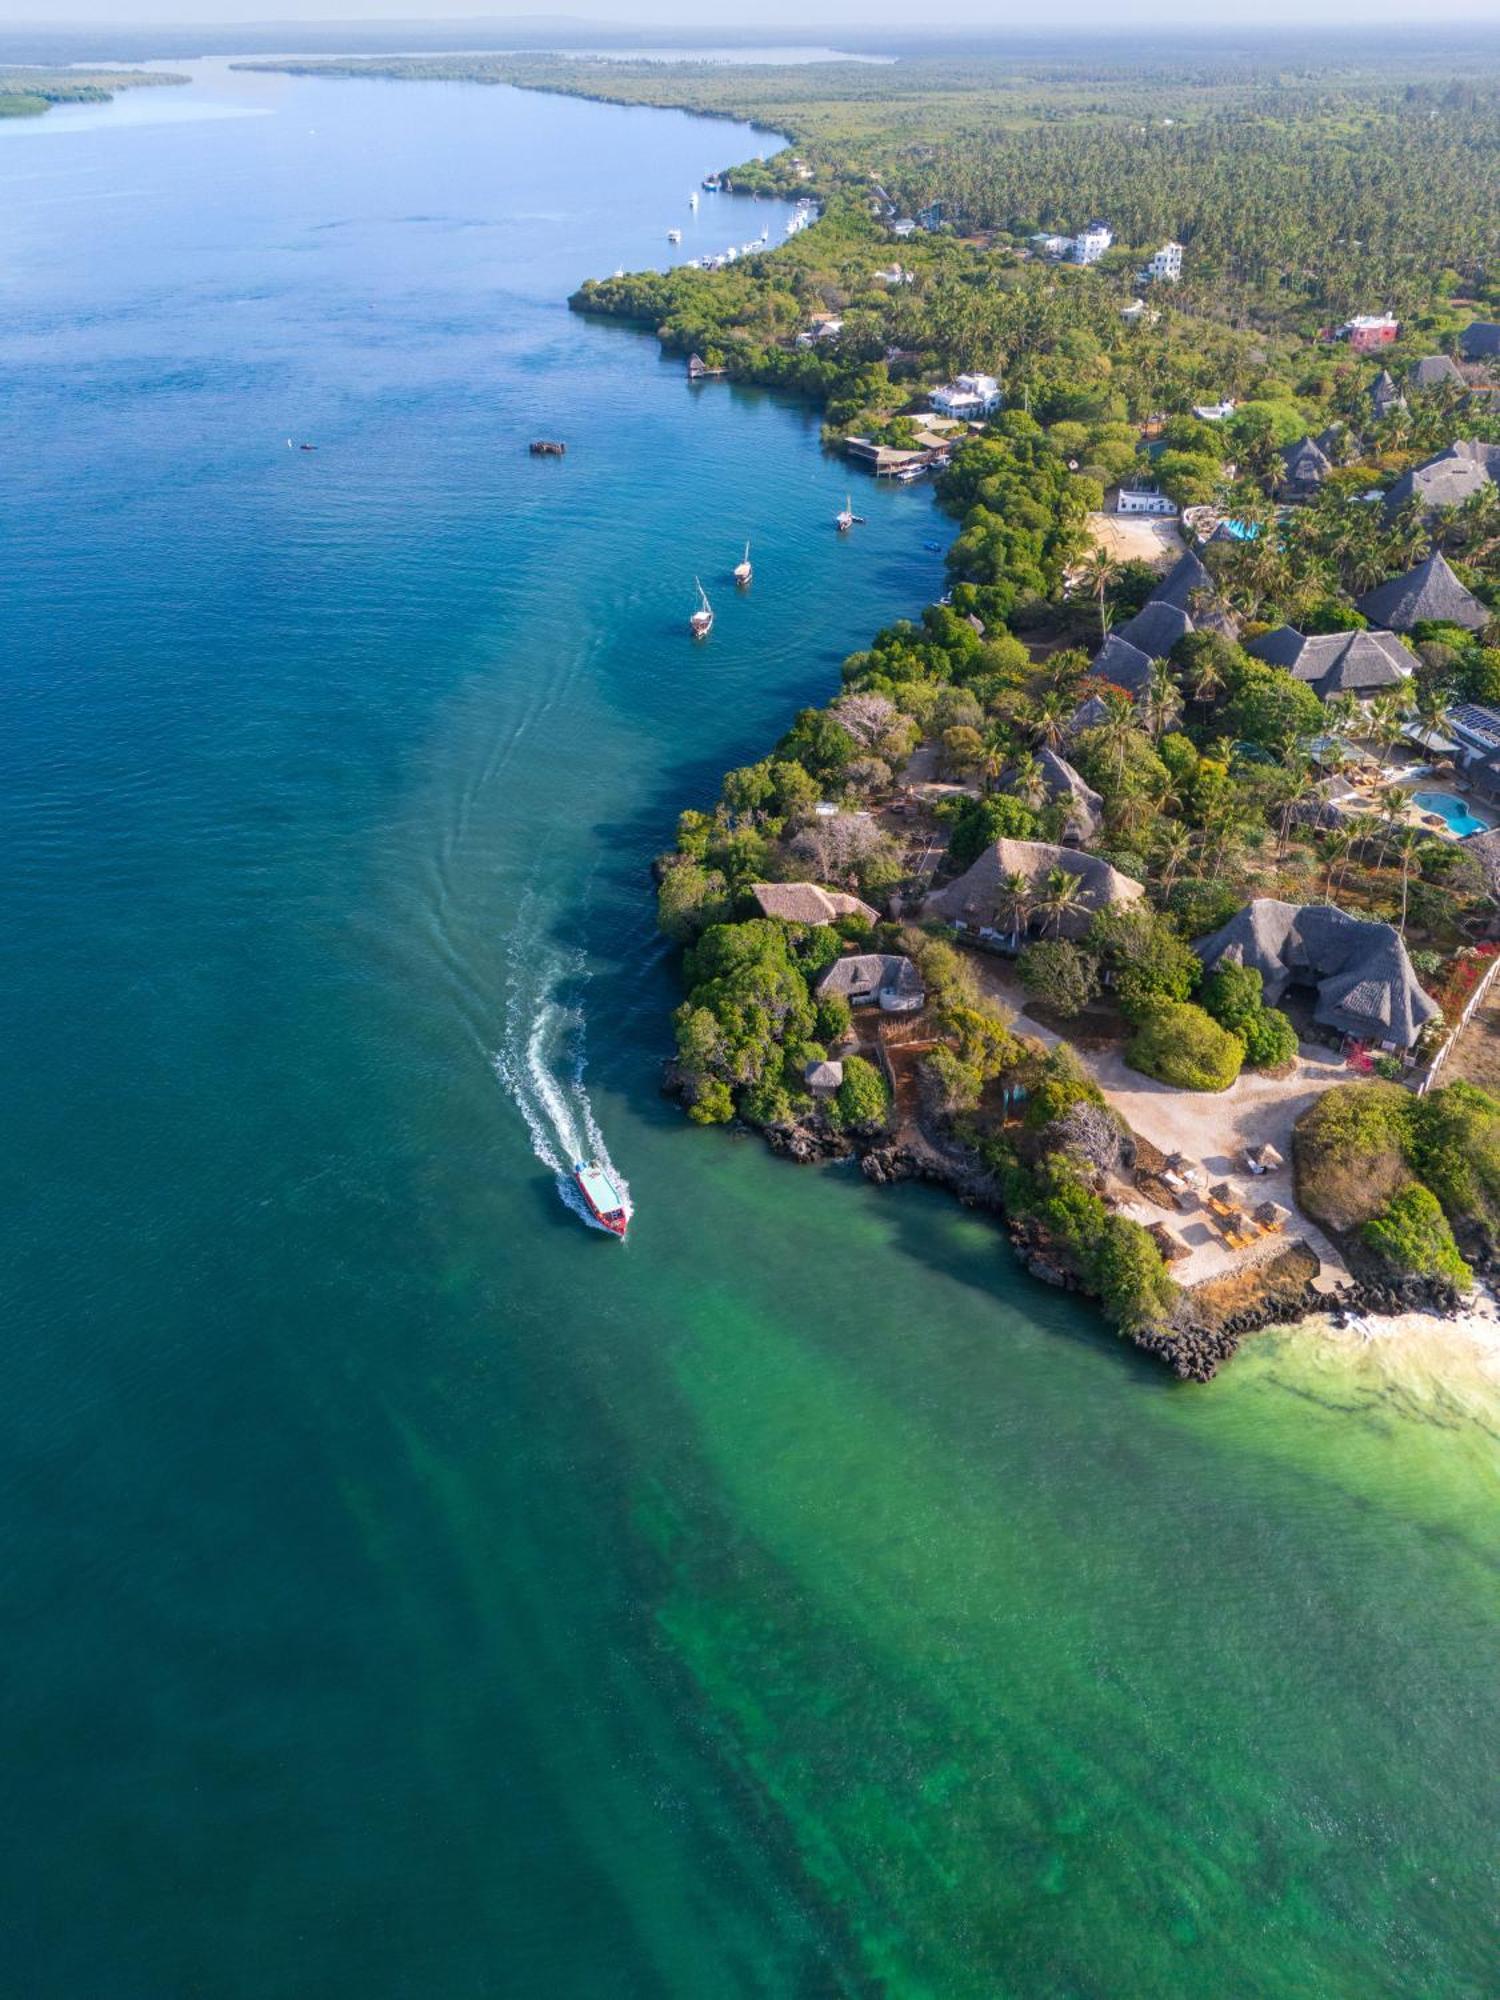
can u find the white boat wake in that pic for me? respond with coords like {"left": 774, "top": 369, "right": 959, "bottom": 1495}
{"left": 492, "top": 912, "right": 630, "bottom": 1235}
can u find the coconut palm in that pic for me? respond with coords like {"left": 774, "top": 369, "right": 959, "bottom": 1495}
{"left": 1008, "top": 749, "right": 1048, "bottom": 811}
{"left": 1001, "top": 869, "right": 1032, "bottom": 946}
{"left": 1154, "top": 821, "right": 1194, "bottom": 896}
{"left": 1396, "top": 829, "right": 1424, "bottom": 936}
{"left": 1028, "top": 689, "right": 1073, "bottom": 751}
{"left": 1042, "top": 865, "right": 1085, "bottom": 940}
{"left": 1075, "top": 548, "right": 1121, "bottom": 643}
{"left": 1144, "top": 657, "right": 1182, "bottom": 741}
{"left": 1320, "top": 826, "right": 1356, "bottom": 901}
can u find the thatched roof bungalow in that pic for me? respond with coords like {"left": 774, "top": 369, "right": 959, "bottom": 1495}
{"left": 925, "top": 838, "right": 1144, "bottom": 944}
{"left": 1195, "top": 897, "right": 1439, "bottom": 1052}
{"left": 749, "top": 882, "right": 879, "bottom": 926}
{"left": 816, "top": 953, "right": 924, "bottom": 1012}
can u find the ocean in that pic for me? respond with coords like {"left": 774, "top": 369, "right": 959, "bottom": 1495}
{"left": 0, "top": 56, "right": 1495, "bottom": 2000}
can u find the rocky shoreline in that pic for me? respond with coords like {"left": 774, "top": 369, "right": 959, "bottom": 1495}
{"left": 749, "top": 1101, "right": 1472, "bottom": 1381}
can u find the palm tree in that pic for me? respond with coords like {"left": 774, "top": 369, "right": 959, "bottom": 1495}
{"left": 1375, "top": 782, "right": 1410, "bottom": 865}
{"left": 1076, "top": 548, "right": 1120, "bottom": 643}
{"left": 978, "top": 743, "right": 1009, "bottom": 795}
{"left": 1029, "top": 689, "right": 1072, "bottom": 751}
{"left": 1396, "top": 829, "right": 1423, "bottom": 936}
{"left": 1094, "top": 684, "right": 1138, "bottom": 793}
{"left": 1008, "top": 750, "right": 1047, "bottom": 811}
{"left": 1320, "top": 826, "right": 1356, "bottom": 902}
{"left": 1413, "top": 680, "right": 1452, "bottom": 746}
{"left": 1043, "top": 865, "right": 1084, "bottom": 940}
{"left": 1001, "top": 869, "right": 1032, "bottom": 946}
{"left": 1144, "top": 657, "right": 1182, "bottom": 741}
{"left": 1276, "top": 758, "right": 1317, "bottom": 861}
{"left": 1154, "top": 821, "right": 1194, "bottom": 896}
{"left": 1186, "top": 644, "right": 1227, "bottom": 708}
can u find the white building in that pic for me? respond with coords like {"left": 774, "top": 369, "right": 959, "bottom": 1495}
{"left": 872, "top": 264, "right": 914, "bottom": 285}
{"left": 1071, "top": 221, "right": 1113, "bottom": 265}
{"left": 1031, "top": 231, "right": 1071, "bottom": 258}
{"left": 1114, "top": 488, "right": 1178, "bottom": 516}
{"left": 794, "top": 314, "right": 844, "bottom": 348}
{"left": 928, "top": 372, "right": 1002, "bottom": 421}
{"left": 1143, "top": 241, "right": 1183, "bottom": 282}
{"left": 1192, "top": 399, "right": 1237, "bottom": 422}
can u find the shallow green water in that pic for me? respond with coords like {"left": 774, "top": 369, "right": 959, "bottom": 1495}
{"left": 0, "top": 57, "right": 1495, "bottom": 2000}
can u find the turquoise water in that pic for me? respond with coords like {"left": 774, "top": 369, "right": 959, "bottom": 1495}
{"left": 1411, "top": 789, "right": 1494, "bottom": 838}
{"left": 2, "top": 60, "right": 1497, "bottom": 2000}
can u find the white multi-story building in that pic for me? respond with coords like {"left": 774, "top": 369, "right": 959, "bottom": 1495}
{"left": 1143, "top": 241, "right": 1183, "bottom": 282}
{"left": 1071, "top": 221, "right": 1113, "bottom": 265}
{"left": 928, "top": 372, "right": 1002, "bottom": 420}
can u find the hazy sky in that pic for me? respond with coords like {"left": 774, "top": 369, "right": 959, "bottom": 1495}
{"left": 13, "top": 1, "right": 1500, "bottom": 30}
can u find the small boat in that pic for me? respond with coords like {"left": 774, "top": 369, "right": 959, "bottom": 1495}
{"left": 573, "top": 1160, "right": 628, "bottom": 1239}
{"left": 835, "top": 493, "right": 859, "bottom": 531}
{"left": 667, "top": 227, "right": 682, "bottom": 244}
{"left": 702, "top": 174, "right": 721, "bottom": 191}
{"left": 690, "top": 577, "right": 714, "bottom": 638}
{"left": 689, "top": 191, "right": 699, "bottom": 209}
{"left": 733, "top": 541, "right": 752, "bottom": 587}
{"left": 529, "top": 439, "right": 566, "bottom": 457}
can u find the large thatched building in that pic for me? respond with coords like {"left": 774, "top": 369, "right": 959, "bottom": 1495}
{"left": 1195, "top": 898, "right": 1439, "bottom": 1052}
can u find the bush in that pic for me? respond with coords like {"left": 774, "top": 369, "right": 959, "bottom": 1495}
{"left": 1087, "top": 905, "right": 1199, "bottom": 1019}
{"left": 1024, "top": 1044, "right": 1106, "bottom": 1130}
{"left": 1093, "top": 1215, "right": 1178, "bottom": 1334}
{"left": 945, "top": 792, "right": 1039, "bottom": 867}
{"left": 1362, "top": 1185, "right": 1472, "bottom": 1285}
{"left": 1241, "top": 1006, "right": 1299, "bottom": 1069}
{"left": 1016, "top": 939, "right": 1098, "bottom": 1018}
{"left": 829, "top": 1054, "right": 890, "bottom": 1133}
{"left": 1200, "top": 962, "right": 1263, "bottom": 1034}
{"left": 657, "top": 860, "right": 730, "bottom": 942}
{"left": 814, "top": 993, "right": 853, "bottom": 1045}
{"left": 922, "top": 1043, "right": 984, "bottom": 1117}
{"left": 1127, "top": 1002, "right": 1244, "bottom": 1091}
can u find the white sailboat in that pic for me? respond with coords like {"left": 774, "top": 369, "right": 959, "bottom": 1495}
{"left": 667, "top": 226, "right": 682, "bottom": 244}
{"left": 836, "top": 493, "right": 856, "bottom": 532}
{"left": 689, "top": 190, "right": 699, "bottom": 209}
{"left": 733, "top": 541, "right": 752, "bottom": 586}
{"left": 690, "top": 577, "right": 714, "bottom": 638}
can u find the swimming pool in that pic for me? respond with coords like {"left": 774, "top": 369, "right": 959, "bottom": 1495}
{"left": 1411, "top": 789, "right": 1495, "bottom": 838}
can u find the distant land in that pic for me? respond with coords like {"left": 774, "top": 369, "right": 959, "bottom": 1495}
{"left": 0, "top": 68, "right": 185, "bottom": 120}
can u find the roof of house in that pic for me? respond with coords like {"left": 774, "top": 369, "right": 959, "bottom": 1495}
{"left": 1115, "top": 597, "right": 1193, "bottom": 658}
{"left": 1245, "top": 625, "right": 1420, "bottom": 696}
{"left": 1195, "top": 898, "right": 1439, "bottom": 1048}
{"left": 1461, "top": 827, "right": 1500, "bottom": 896}
{"left": 1384, "top": 439, "right": 1500, "bottom": 514}
{"left": 1145, "top": 547, "right": 1236, "bottom": 635}
{"left": 925, "top": 838, "right": 1144, "bottom": 941}
{"left": 749, "top": 882, "right": 880, "bottom": 926}
{"left": 1315, "top": 421, "right": 1358, "bottom": 461}
{"left": 804, "top": 1058, "right": 845, "bottom": 1090}
{"left": 1064, "top": 693, "right": 1114, "bottom": 738}
{"left": 815, "top": 953, "right": 924, "bottom": 1002}
{"left": 1087, "top": 631, "right": 1154, "bottom": 696}
{"left": 1460, "top": 322, "right": 1500, "bottom": 361}
{"left": 1409, "top": 353, "right": 1466, "bottom": 390}
{"left": 1280, "top": 435, "right": 1333, "bottom": 488}
{"left": 1356, "top": 550, "right": 1490, "bottom": 632}
{"left": 1154, "top": 547, "right": 1214, "bottom": 610}
{"left": 1369, "top": 368, "right": 1406, "bottom": 416}
{"left": 1007, "top": 747, "right": 1104, "bottom": 840}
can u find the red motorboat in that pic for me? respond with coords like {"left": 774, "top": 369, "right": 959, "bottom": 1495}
{"left": 573, "top": 1161, "right": 629, "bottom": 1239}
